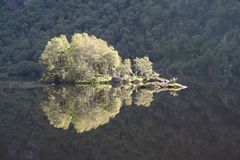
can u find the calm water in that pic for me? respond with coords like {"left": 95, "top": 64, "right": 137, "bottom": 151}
{"left": 0, "top": 76, "right": 240, "bottom": 160}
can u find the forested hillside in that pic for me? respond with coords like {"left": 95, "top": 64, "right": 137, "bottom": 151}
{"left": 0, "top": 0, "right": 240, "bottom": 77}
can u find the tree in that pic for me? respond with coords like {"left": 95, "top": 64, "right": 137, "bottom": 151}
{"left": 98, "top": 53, "right": 122, "bottom": 76}
{"left": 70, "top": 33, "right": 122, "bottom": 80}
{"left": 117, "top": 58, "right": 133, "bottom": 78}
{"left": 133, "top": 56, "right": 153, "bottom": 79}
{"left": 40, "top": 33, "right": 123, "bottom": 82}
{"left": 40, "top": 35, "right": 70, "bottom": 81}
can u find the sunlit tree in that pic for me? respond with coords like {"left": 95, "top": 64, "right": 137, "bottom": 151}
{"left": 117, "top": 58, "right": 133, "bottom": 78}
{"left": 40, "top": 33, "right": 167, "bottom": 84}
{"left": 40, "top": 35, "right": 70, "bottom": 81}
{"left": 70, "top": 33, "right": 121, "bottom": 80}
{"left": 133, "top": 56, "right": 153, "bottom": 79}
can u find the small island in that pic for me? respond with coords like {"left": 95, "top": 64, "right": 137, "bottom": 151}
{"left": 40, "top": 33, "right": 186, "bottom": 90}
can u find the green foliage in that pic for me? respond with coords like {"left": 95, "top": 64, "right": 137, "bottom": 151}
{"left": 70, "top": 33, "right": 121, "bottom": 77}
{"left": 133, "top": 57, "right": 153, "bottom": 79}
{"left": 40, "top": 35, "right": 70, "bottom": 80}
{"left": 40, "top": 33, "right": 161, "bottom": 83}
{"left": 1, "top": 0, "right": 240, "bottom": 77}
{"left": 117, "top": 58, "right": 132, "bottom": 78}
{"left": 15, "top": 60, "right": 44, "bottom": 77}
{"left": 40, "top": 33, "right": 122, "bottom": 82}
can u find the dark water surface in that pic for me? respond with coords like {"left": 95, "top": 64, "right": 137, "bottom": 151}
{"left": 0, "top": 76, "right": 240, "bottom": 160}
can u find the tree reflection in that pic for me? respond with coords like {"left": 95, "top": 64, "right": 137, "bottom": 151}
{"left": 42, "top": 85, "right": 184, "bottom": 133}
{"left": 134, "top": 89, "right": 154, "bottom": 107}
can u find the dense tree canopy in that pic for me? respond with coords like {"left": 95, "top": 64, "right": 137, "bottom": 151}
{"left": 40, "top": 33, "right": 161, "bottom": 83}
{"left": 133, "top": 57, "right": 153, "bottom": 79}
{"left": 1, "top": 0, "right": 240, "bottom": 77}
{"left": 40, "top": 35, "right": 70, "bottom": 80}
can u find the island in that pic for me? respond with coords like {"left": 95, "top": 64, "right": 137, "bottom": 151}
{"left": 40, "top": 33, "right": 186, "bottom": 90}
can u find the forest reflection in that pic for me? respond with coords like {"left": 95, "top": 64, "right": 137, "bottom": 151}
{"left": 41, "top": 85, "right": 183, "bottom": 133}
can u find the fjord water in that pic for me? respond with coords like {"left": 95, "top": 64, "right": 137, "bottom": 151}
{"left": 0, "top": 76, "right": 239, "bottom": 160}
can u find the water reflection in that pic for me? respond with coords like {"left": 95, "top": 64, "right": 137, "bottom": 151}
{"left": 41, "top": 85, "right": 183, "bottom": 133}
{"left": 1, "top": 76, "right": 240, "bottom": 160}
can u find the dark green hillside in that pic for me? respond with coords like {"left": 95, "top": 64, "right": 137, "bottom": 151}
{"left": 0, "top": 0, "right": 240, "bottom": 77}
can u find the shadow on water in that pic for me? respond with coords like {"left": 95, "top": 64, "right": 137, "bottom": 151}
{"left": 0, "top": 76, "right": 239, "bottom": 160}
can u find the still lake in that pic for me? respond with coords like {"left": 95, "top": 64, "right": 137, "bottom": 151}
{"left": 0, "top": 76, "right": 239, "bottom": 160}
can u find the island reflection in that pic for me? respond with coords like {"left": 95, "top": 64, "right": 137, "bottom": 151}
{"left": 42, "top": 85, "right": 184, "bottom": 133}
